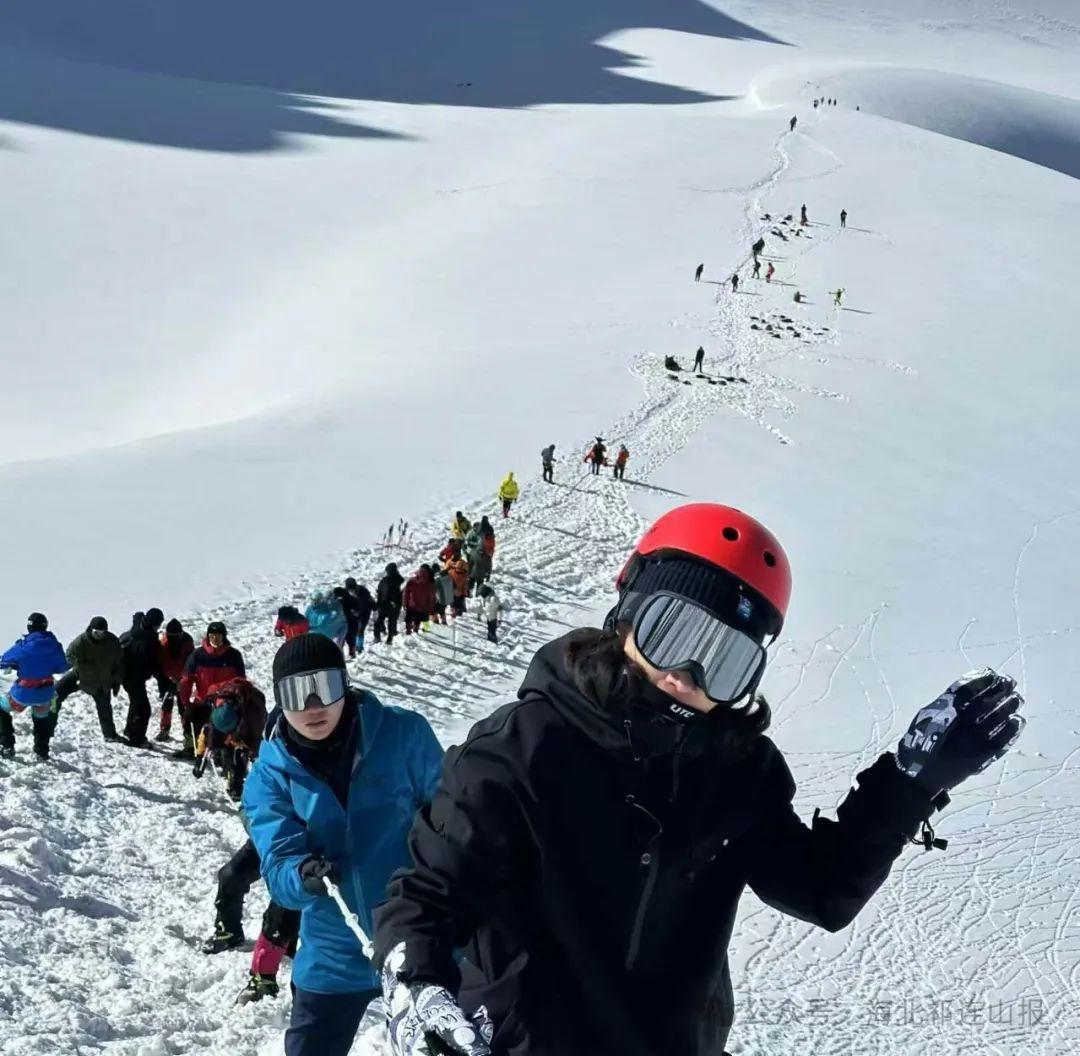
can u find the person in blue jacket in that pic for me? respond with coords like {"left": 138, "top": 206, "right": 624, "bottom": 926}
{"left": 243, "top": 633, "right": 443, "bottom": 1056}
{"left": 1, "top": 613, "right": 69, "bottom": 760}
{"left": 304, "top": 591, "right": 348, "bottom": 650}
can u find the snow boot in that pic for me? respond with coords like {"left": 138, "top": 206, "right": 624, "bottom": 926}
{"left": 154, "top": 728, "right": 171, "bottom": 742}
{"left": 236, "top": 972, "right": 280, "bottom": 1005}
{"left": 202, "top": 921, "right": 244, "bottom": 955}
{"left": 172, "top": 732, "right": 195, "bottom": 760}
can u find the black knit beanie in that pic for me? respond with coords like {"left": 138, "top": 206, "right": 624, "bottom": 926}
{"left": 611, "top": 555, "right": 778, "bottom": 640}
{"left": 88, "top": 616, "right": 109, "bottom": 633}
{"left": 273, "top": 633, "right": 347, "bottom": 685}
{"left": 145, "top": 608, "right": 165, "bottom": 631}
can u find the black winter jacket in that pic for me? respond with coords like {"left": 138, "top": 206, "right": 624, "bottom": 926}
{"left": 377, "top": 570, "right": 404, "bottom": 612}
{"left": 119, "top": 615, "right": 162, "bottom": 684}
{"left": 344, "top": 588, "right": 374, "bottom": 625}
{"left": 374, "top": 632, "right": 935, "bottom": 1056}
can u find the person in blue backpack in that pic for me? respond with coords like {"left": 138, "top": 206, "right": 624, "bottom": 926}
{"left": 1, "top": 613, "right": 69, "bottom": 760}
{"left": 243, "top": 633, "right": 443, "bottom": 1056}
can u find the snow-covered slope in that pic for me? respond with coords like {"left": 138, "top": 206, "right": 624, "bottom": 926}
{"left": 2, "top": 1, "right": 1080, "bottom": 1054}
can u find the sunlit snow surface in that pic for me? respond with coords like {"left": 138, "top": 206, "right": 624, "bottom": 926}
{"left": 2, "top": 1, "right": 1079, "bottom": 1053}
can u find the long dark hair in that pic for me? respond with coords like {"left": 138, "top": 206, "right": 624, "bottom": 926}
{"left": 564, "top": 627, "right": 771, "bottom": 755}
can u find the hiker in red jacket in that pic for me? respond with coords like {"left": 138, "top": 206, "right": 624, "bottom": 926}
{"left": 274, "top": 606, "right": 310, "bottom": 641}
{"left": 403, "top": 566, "right": 438, "bottom": 635}
{"left": 613, "top": 445, "right": 630, "bottom": 481}
{"left": 438, "top": 538, "right": 463, "bottom": 565}
{"left": 176, "top": 622, "right": 245, "bottom": 759}
{"left": 155, "top": 618, "right": 195, "bottom": 742}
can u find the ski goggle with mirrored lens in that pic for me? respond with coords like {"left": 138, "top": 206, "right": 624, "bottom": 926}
{"left": 275, "top": 668, "right": 348, "bottom": 713}
{"left": 632, "top": 592, "right": 767, "bottom": 705}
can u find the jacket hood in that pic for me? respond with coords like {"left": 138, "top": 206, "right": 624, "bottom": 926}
{"left": 519, "top": 631, "right": 740, "bottom": 762}
{"left": 384, "top": 564, "right": 404, "bottom": 583}
{"left": 22, "top": 630, "right": 61, "bottom": 647}
{"left": 517, "top": 632, "right": 638, "bottom": 755}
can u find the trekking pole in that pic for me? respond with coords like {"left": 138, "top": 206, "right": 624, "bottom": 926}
{"left": 323, "top": 876, "right": 375, "bottom": 959}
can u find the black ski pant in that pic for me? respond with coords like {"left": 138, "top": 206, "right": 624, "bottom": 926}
{"left": 344, "top": 616, "right": 359, "bottom": 656}
{"left": 219, "top": 747, "right": 249, "bottom": 801}
{"left": 373, "top": 605, "right": 400, "bottom": 644}
{"left": 122, "top": 678, "right": 152, "bottom": 744}
{"left": 286, "top": 987, "right": 380, "bottom": 1056}
{"left": 0, "top": 706, "right": 53, "bottom": 757}
{"left": 487, "top": 619, "right": 499, "bottom": 644}
{"left": 613, "top": 463, "right": 626, "bottom": 480}
{"left": 216, "top": 838, "right": 300, "bottom": 949}
{"left": 55, "top": 671, "right": 118, "bottom": 740}
{"left": 542, "top": 463, "right": 554, "bottom": 483}
{"left": 404, "top": 608, "right": 427, "bottom": 634}
{"left": 590, "top": 460, "right": 601, "bottom": 475}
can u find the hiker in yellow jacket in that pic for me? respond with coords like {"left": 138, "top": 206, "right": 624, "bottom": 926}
{"left": 498, "top": 472, "right": 520, "bottom": 519}
{"left": 450, "top": 511, "right": 472, "bottom": 540}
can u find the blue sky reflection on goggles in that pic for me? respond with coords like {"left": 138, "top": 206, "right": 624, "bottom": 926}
{"left": 632, "top": 592, "right": 766, "bottom": 704}
{"left": 276, "top": 668, "right": 348, "bottom": 712}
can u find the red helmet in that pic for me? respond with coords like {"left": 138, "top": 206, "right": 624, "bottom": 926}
{"left": 617, "top": 503, "right": 792, "bottom": 627}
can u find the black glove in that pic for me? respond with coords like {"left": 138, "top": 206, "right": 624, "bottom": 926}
{"left": 112, "top": 684, "right": 121, "bottom": 698}
{"left": 192, "top": 754, "right": 208, "bottom": 779}
{"left": 897, "top": 669, "right": 1025, "bottom": 797}
{"left": 299, "top": 856, "right": 339, "bottom": 896}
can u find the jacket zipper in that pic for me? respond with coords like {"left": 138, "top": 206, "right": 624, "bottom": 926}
{"left": 624, "top": 799, "right": 663, "bottom": 970}
{"left": 622, "top": 719, "right": 664, "bottom": 971}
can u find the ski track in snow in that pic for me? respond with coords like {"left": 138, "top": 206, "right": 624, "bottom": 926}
{"left": 2, "top": 104, "right": 1078, "bottom": 1056}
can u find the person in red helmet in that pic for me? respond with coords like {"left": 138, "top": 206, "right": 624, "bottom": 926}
{"left": 373, "top": 503, "right": 1025, "bottom": 1056}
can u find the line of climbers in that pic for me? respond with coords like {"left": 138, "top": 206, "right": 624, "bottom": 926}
{"left": 540, "top": 439, "right": 630, "bottom": 482}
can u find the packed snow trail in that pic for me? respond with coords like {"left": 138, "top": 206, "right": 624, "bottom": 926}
{"left": 3, "top": 101, "right": 1077, "bottom": 1056}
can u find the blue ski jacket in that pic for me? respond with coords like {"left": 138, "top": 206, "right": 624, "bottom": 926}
{"left": 243, "top": 689, "right": 443, "bottom": 994}
{"left": 1, "top": 631, "right": 69, "bottom": 708}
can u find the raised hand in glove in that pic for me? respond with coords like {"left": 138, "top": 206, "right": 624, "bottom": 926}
{"left": 897, "top": 669, "right": 1025, "bottom": 797}
{"left": 381, "top": 942, "right": 493, "bottom": 1056}
{"left": 299, "top": 856, "right": 340, "bottom": 896}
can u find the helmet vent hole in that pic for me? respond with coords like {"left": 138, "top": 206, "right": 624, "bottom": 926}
{"left": 763, "top": 550, "right": 777, "bottom": 567}
{"left": 722, "top": 526, "right": 740, "bottom": 542}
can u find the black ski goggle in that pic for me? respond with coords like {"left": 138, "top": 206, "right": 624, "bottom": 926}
{"left": 275, "top": 668, "right": 348, "bottom": 713}
{"left": 632, "top": 592, "right": 766, "bottom": 705}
